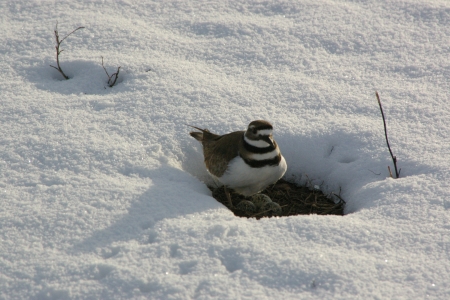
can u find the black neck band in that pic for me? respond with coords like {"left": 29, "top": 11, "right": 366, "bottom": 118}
{"left": 242, "top": 154, "right": 281, "bottom": 168}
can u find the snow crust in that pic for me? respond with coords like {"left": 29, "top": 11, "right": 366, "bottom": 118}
{"left": 1, "top": 0, "right": 450, "bottom": 298}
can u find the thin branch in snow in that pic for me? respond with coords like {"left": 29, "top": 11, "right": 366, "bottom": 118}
{"left": 375, "top": 91, "right": 401, "bottom": 178}
{"left": 101, "top": 56, "right": 121, "bottom": 87}
{"left": 49, "top": 22, "right": 84, "bottom": 80}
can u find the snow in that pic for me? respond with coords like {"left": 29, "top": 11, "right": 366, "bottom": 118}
{"left": 1, "top": 0, "right": 450, "bottom": 298}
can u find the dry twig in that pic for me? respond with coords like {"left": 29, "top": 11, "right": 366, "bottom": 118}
{"left": 101, "top": 56, "right": 121, "bottom": 87}
{"left": 50, "top": 22, "right": 85, "bottom": 80}
{"left": 375, "top": 91, "right": 401, "bottom": 178}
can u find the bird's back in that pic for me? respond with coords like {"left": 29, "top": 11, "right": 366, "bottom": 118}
{"left": 190, "top": 128, "right": 244, "bottom": 177}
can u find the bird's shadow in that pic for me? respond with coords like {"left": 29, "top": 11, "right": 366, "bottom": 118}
{"left": 69, "top": 164, "right": 222, "bottom": 255}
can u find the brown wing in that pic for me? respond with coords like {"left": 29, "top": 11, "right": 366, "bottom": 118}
{"left": 189, "top": 125, "right": 244, "bottom": 177}
{"left": 202, "top": 131, "right": 244, "bottom": 177}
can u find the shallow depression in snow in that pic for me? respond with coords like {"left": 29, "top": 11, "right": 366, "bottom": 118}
{"left": 2, "top": 0, "right": 450, "bottom": 299}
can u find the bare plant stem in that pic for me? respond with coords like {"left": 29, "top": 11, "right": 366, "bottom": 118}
{"left": 50, "top": 22, "right": 85, "bottom": 80}
{"left": 101, "top": 56, "right": 121, "bottom": 87}
{"left": 375, "top": 91, "right": 400, "bottom": 178}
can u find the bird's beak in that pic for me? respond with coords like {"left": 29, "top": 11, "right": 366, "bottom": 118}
{"left": 261, "top": 135, "right": 274, "bottom": 147}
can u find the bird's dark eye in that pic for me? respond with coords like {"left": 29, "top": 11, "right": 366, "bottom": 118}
{"left": 252, "top": 129, "right": 257, "bottom": 134}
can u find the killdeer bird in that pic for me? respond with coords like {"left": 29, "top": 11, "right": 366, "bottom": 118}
{"left": 189, "top": 120, "right": 287, "bottom": 207}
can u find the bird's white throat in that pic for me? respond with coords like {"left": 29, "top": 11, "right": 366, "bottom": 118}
{"left": 244, "top": 136, "right": 272, "bottom": 148}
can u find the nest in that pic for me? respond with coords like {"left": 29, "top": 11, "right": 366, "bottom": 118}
{"left": 210, "top": 178, "right": 345, "bottom": 219}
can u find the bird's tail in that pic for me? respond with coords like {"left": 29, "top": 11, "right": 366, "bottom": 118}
{"left": 186, "top": 124, "right": 209, "bottom": 141}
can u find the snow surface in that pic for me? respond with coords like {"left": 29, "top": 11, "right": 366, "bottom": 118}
{"left": 1, "top": 0, "right": 450, "bottom": 299}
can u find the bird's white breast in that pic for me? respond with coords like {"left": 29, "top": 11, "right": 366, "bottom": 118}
{"left": 218, "top": 155, "right": 287, "bottom": 196}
